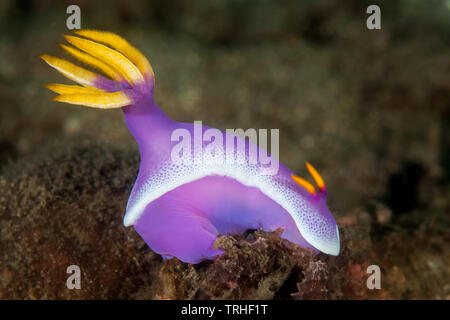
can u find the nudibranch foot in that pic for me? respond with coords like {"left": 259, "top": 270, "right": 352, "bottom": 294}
{"left": 135, "top": 199, "right": 223, "bottom": 264}
{"left": 133, "top": 175, "right": 318, "bottom": 263}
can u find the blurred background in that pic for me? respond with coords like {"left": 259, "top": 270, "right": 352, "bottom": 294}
{"left": 0, "top": 0, "right": 449, "bottom": 299}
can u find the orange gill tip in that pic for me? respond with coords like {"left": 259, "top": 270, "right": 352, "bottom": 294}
{"left": 305, "top": 162, "right": 326, "bottom": 193}
{"left": 59, "top": 43, "right": 122, "bottom": 82}
{"left": 291, "top": 174, "right": 317, "bottom": 196}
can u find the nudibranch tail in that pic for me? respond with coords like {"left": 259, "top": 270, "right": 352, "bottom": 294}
{"left": 40, "top": 30, "right": 154, "bottom": 109}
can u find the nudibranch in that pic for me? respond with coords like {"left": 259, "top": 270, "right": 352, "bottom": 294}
{"left": 41, "top": 30, "right": 340, "bottom": 263}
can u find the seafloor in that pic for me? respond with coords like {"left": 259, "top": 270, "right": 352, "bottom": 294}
{"left": 0, "top": 0, "right": 449, "bottom": 299}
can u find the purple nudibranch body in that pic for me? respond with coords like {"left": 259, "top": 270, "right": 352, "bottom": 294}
{"left": 41, "top": 30, "right": 340, "bottom": 263}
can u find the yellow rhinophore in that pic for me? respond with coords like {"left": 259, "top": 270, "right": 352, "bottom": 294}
{"left": 41, "top": 29, "right": 154, "bottom": 109}
{"left": 74, "top": 29, "right": 154, "bottom": 79}
{"left": 53, "top": 91, "right": 131, "bottom": 109}
{"left": 64, "top": 35, "right": 144, "bottom": 86}
{"left": 59, "top": 44, "right": 122, "bottom": 81}
{"left": 40, "top": 54, "right": 99, "bottom": 88}
{"left": 45, "top": 84, "right": 104, "bottom": 95}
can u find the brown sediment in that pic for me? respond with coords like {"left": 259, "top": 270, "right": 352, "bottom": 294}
{"left": 1, "top": 143, "right": 448, "bottom": 299}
